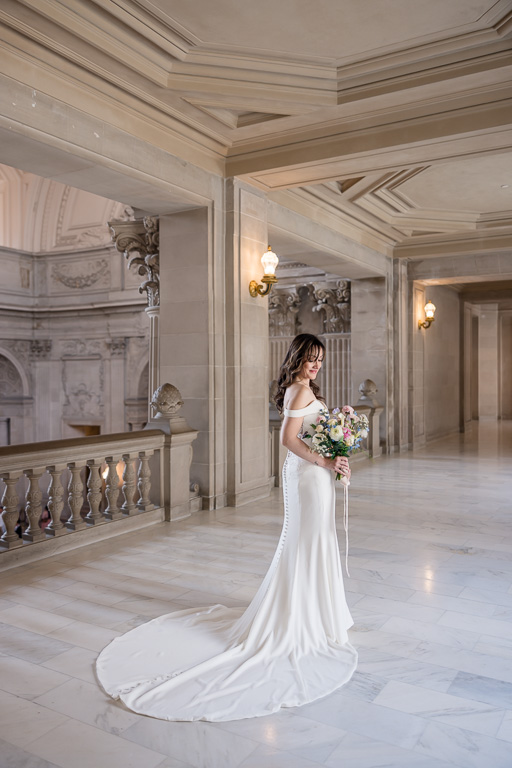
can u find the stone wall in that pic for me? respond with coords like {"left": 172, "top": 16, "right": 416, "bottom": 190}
{"left": 0, "top": 246, "right": 149, "bottom": 445}
{"left": 423, "top": 285, "right": 461, "bottom": 441}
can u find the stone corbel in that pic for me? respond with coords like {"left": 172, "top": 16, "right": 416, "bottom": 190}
{"left": 312, "top": 280, "right": 351, "bottom": 333}
{"left": 109, "top": 216, "right": 160, "bottom": 307}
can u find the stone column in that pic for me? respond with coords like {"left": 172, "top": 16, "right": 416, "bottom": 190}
{"left": 31, "top": 340, "right": 53, "bottom": 442}
{"left": 351, "top": 277, "right": 389, "bottom": 449}
{"left": 225, "top": 180, "right": 272, "bottom": 506}
{"left": 158, "top": 205, "right": 229, "bottom": 510}
{"left": 107, "top": 338, "right": 127, "bottom": 432}
{"left": 479, "top": 303, "right": 499, "bottom": 420}
{"left": 392, "top": 260, "right": 409, "bottom": 452}
{"left": 409, "top": 282, "right": 427, "bottom": 448}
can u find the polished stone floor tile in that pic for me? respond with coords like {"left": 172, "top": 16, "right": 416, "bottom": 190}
{"left": 373, "top": 679, "right": 506, "bottom": 736}
{"left": 34, "top": 677, "right": 140, "bottom": 735}
{"left": 26, "top": 719, "right": 167, "bottom": 768}
{"left": 0, "top": 736, "right": 61, "bottom": 768}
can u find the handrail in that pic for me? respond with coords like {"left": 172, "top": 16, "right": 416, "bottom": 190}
{"left": 0, "top": 430, "right": 165, "bottom": 471}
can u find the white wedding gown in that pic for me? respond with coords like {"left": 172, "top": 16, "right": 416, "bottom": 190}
{"left": 96, "top": 399, "right": 357, "bottom": 721}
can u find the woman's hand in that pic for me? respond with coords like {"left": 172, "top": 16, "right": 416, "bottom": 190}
{"left": 327, "top": 455, "right": 351, "bottom": 478}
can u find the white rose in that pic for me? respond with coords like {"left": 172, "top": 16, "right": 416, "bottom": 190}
{"left": 345, "top": 434, "right": 355, "bottom": 447}
{"left": 312, "top": 434, "right": 323, "bottom": 445}
{"left": 315, "top": 425, "right": 324, "bottom": 432}
{"left": 360, "top": 429, "right": 368, "bottom": 438}
{"left": 330, "top": 425, "right": 343, "bottom": 440}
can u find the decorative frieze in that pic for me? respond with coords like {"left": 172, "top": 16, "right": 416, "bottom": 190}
{"left": 109, "top": 216, "right": 160, "bottom": 307}
{"left": 61, "top": 339, "right": 103, "bottom": 358}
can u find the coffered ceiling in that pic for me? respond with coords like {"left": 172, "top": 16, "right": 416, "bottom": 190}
{"left": 0, "top": 0, "right": 511, "bottom": 258}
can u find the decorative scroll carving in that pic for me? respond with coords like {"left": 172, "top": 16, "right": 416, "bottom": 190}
{"left": 109, "top": 216, "right": 160, "bottom": 307}
{"left": 268, "top": 289, "right": 300, "bottom": 337}
{"left": 312, "top": 281, "right": 351, "bottom": 333}
{"left": 30, "top": 340, "right": 52, "bottom": 360}
{"left": 51, "top": 259, "right": 109, "bottom": 289}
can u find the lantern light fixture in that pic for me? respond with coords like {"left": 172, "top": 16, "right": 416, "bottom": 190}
{"left": 418, "top": 299, "right": 436, "bottom": 329}
{"left": 249, "top": 246, "right": 279, "bottom": 297}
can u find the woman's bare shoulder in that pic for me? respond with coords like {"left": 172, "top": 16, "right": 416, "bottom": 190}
{"left": 283, "top": 383, "right": 314, "bottom": 411}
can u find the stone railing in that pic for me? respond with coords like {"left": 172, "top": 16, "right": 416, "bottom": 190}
{"left": 0, "top": 430, "right": 166, "bottom": 569}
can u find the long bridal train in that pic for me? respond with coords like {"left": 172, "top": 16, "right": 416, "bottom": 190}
{"left": 96, "top": 399, "right": 357, "bottom": 722}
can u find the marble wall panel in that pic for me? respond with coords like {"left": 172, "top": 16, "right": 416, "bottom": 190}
{"left": 499, "top": 311, "right": 512, "bottom": 419}
{"left": 225, "top": 181, "right": 271, "bottom": 505}
{"left": 478, "top": 304, "right": 499, "bottom": 420}
{"left": 351, "top": 277, "right": 388, "bottom": 443}
{"left": 423, "top": 286, "right": 461, "bottom": 440}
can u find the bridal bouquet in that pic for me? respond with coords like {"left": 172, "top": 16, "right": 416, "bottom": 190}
{"left": 302, "top": 405, "right": 370, "bottom": 483}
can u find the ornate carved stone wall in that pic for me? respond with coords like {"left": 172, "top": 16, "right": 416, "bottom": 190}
{"left": 268, "top": 278, "right": 352, "bottom": 408}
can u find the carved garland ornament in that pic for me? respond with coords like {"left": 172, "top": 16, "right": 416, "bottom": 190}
{"left": 109, "top": 216, "right": 160, "bottom": 307}
{"left": 51, "top": 259, "right": 109, "bottom": 289}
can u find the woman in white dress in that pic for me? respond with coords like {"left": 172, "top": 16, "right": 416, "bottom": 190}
{"left": 96, "top": 333, "right": 358, "bottom": 721}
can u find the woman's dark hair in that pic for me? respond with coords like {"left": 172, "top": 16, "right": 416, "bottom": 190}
{"left": 274, "top": 334, "right": 325, "bottom": 413}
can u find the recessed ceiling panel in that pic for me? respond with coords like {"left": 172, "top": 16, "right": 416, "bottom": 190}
{"left": 397, "top": 155, "right": 512, "bottom": 214}
{"left": 142, "top": 0, "right": 497, "bottom": 61}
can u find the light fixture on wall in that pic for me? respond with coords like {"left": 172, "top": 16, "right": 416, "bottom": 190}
{"left": 418, "top": 299, "right": 436, "bottom": 329}
{"left": 249, "top": 246, "right": 279, "bottom": 297}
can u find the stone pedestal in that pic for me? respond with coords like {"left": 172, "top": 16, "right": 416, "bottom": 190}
{"left": 161, "top": 430, "right": 199, "bottom": 521}
{"left": 145, "top": 384, "right": 199, "bottom": 520}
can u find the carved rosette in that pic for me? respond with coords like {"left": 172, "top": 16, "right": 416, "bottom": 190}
{"left": 268, "top": 289, "right": 300, "bottom": 337}
{"left": 312, "top": 280, "right": 351, "bottom": 333}
{"left": 109, "top": 216, "right": 160, "bottom": 307}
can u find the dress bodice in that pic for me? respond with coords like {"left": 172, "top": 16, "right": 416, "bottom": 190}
{"left": 283, "top": 399, "right": 329, "bottom": 448}
{"left": 283, "top": 399, "right": 328, "bottom": 419}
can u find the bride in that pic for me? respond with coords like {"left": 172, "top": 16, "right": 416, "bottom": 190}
{"left": 96, "top": 333, "right": 358, "bottom": 721}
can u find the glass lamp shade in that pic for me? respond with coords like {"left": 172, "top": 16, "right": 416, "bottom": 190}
{"left": 261, "top": 246, "right": 279, "bottom": 276}
{"left": 424, "top": 300, "right": 436, "bottom": 319}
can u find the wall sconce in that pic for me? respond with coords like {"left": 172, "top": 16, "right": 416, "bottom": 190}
{"left": 418, "top": 299, "right": 436, "bottom": 329}
{"left": 249, "top": 246, "right": 279, "bottom": 297}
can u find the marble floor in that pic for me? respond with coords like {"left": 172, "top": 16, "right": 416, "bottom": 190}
{"left": 1, "top": 422, "right": 512, "bottom": 768}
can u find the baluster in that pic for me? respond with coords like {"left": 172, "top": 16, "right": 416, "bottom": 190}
{"left": 66, "top": 462, "right": 86, "bottom": 531}
{"left": 121, "top": 453, "right": 137, "bottom": 515}
{"left": 85, "top": 459, "right": 104, "bottom": 525}
{"left": 46, "top": 465, "right": 67, "bottom": 537}
{"left": 0, "top": 472, "right": 23, "bottom": 550}
{"left": 137, "top": 450, "right": 154, "bottom": 512}
{"left": 23, "top": 468, "right": 46, "bottom": 543}
{"left": 104, "top": 456, "right": 122, "bottom": 521}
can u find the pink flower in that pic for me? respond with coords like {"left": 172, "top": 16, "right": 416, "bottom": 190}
{"left": 342, "top": 405, "right": 355, "bottom": 416}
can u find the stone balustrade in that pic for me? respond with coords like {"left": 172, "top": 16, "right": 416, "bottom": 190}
{"left": 0, "top": 430, "right": 167, "bottom": 567}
